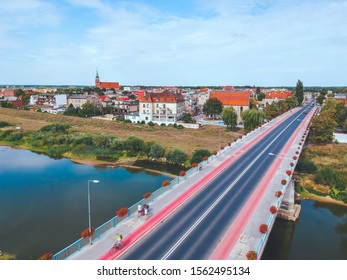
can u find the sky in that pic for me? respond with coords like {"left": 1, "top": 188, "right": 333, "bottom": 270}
{"left": 0, "top": 0, "right": 346, "bottom": 86}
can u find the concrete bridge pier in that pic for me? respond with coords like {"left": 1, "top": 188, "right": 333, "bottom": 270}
{"left": 278, "top": 180, "right": 301, "bottom": 221}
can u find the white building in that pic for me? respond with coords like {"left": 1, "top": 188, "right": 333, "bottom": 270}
{"left": 135, "top": 90, "right": 185, "bottom": 125}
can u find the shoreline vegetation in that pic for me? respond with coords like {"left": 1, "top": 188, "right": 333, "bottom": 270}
{"left": 297, "top": 192, "right": 347, "bottom": 208}
{"left": 0, "top": 121, "right": 204, "bottom": 178}
{"left": 0, "top": 142, "right": 179, "bottom": 178}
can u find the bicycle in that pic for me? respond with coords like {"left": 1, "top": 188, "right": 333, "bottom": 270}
{"left": 110, "top": 240, "right": 123, "bottom": 254}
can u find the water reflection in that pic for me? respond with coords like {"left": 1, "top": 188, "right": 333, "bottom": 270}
{"left": 263, "top": 200, "right": 347, "bottom": 260}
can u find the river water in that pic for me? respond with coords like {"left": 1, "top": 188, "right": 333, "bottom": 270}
{"left": 0, "top": 146, "right": 170, "bottom": 259}
{"left": 1, "top": 146, "right": 346, "bottom": 260}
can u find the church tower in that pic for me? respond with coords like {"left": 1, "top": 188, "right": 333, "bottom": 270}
{"left": 95, "top": 70, "right": 100, "bottom": 88}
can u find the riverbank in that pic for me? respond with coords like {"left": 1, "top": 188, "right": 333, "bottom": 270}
{"left": 70, "top": 158, "right": 177, "bottom": 178}
{"left": 297, "top": 191, "right": 347, "bottom": 207}
{"left": 0, "top": 143, "right": 179, "bottom": 178}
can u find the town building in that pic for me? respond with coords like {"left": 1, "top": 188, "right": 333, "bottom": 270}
{"left": 0, "top": 89, "right": 15, "bottom": 97}
{"left": 261, "top": 90, "right": 293, "bottom": 105}
{"left": 209, "top": 90, "right": 251, "bottom": 124}
{"left": 68, "top": 94, "right": 101, "bottom": 108}
{"left": 127, "top": 90, "right": 185, "bottom": 125}
{"left": 30, "top": 94, "right": 67, "bottom": 108}
{"left": 95, "top": 71, "right": 120, "bottom": 90}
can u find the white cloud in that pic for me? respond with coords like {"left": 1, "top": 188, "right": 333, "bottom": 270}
{"left": 1, "top": 0, "right": 346, "bottom": 86}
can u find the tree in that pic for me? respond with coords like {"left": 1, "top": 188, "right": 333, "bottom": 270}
{"left": 166, "top": 149, "right": 187, "bottom": 165}
{"left": 124, "top": 137, "right": 145, "bottom": 156}
{"left": 64, "top": 104, "right": 78, "bottom": 116}
{"left": 249, "top": 98, "right": 258, "bottom": 110}
{"left": 18, "top": 94, "right": 30, "bottom": 106}
{"left": 316, "top": 93, "right": 326, "bottom": 105}
{"left": 148, "top": 142, "right": 165, "bottom": 159}
{"left": 181, "top": 113, "right": 196, "bottom": 123}
{"left": 242, "top": 109, "right": 265, "bottom": 132}
{"left": 295, "top": 79, "right": 304, "bottom": 105}
{"left": 203, "top": 98, "right": 223, "bottom": 119}
{"left": 264, "top": 103, "right": 280, "bottom": 120}
{"left": 14, "top": 89, "right": 25, "bottom": 97}
{"left": 257, "top": 93, "right": 266, "bottom": 101}
{"left": 321, "top": 98, "right": 345, "bottom": 127}
{"left": 80, "top": 103, "right": 102, "bottom": 117}
{"left": 309, "top": 111, "right": 336, "bottom": 144}
{"left": 190, "top": 149, "right": 212, "bottom": 164}
{"left": 285, "top": 96, "right": 298, "bottom": 109}
{"left": 221, "top": 107, "right": 237, "bottom": 130}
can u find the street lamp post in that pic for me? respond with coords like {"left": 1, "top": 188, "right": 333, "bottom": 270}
{"left": 88, "top": 179, "right": 100, "bottom": 245}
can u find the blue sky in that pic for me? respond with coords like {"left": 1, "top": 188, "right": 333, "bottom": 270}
{"left": 0, "top": 0, "right": 346, "bottom": 86}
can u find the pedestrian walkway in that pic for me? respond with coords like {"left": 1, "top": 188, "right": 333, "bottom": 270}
{"left": 68, "top": 109, "right": 299, "bottom": 260}
{"left": 227, "top": 107, "right": 316, "bottom": 260}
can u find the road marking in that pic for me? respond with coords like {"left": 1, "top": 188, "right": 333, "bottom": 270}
{"left": 161, "top": 109, "right": 307, "bottom": 260}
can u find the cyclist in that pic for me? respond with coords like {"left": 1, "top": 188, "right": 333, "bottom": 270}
{"left": 115, "top": 232, "right": 123, "bottom": 247}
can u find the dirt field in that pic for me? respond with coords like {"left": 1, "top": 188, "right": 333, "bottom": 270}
{"left": 0, "top": 107, "right": 241, "bottom": 156}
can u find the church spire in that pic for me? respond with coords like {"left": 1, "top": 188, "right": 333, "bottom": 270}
{"left": 95, "top": 70, "right": 100, "bottom": 88}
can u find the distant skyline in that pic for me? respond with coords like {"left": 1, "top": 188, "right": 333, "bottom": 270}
{"left": 0, "top": 0, "right": 346, "bottom": 86}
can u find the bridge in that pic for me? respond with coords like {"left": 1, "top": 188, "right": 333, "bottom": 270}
{"left": 53, "top": 103, "right": 317, "bottom": 260}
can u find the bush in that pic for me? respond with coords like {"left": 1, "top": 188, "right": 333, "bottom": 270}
{"left": 5, "top": 131, "right": 25, "bottom": 142}
{"left": 147, "top": 142, "right": 165, "bottom": 159}
{"left": 46, "top": 145, "right": 69, "bottom": 159}
{"left": 294, "top": 182, "right": 303, "bottom": 193}
{"left": 40, "top": 123, "right": 70, "bottom": 133}
{"left": 191, "top": 149, "right": 212, "bottom": 164}
{"left": 124, "top": 137, "right": 145, "bottom": 156}
{"left": 315, "top": 167, "right": 344, "bottom": 190}
{"left": 296, "top": 157, "right": 317, "bottom": 174}
{"left": 0, "top": 121, "right": 12, "bottom": 128}
{"left": 166, "top": 149, "right": 187, "bottom": 165}
{"left": 147, "top": 121, "right": 155, "bottom": 127}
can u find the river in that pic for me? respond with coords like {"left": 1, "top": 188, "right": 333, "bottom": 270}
{"left": 0, "top": 146, "right": 171, "bottom": 259}
{"left": 1, "top": 146, "right": 346, "bottom": 260}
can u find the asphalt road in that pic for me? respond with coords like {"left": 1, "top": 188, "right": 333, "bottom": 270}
{"left": 119, "top": 105, "right": 313, "bottom": 260}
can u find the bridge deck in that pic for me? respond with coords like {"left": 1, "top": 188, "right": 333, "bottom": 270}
{"left": 67, "top": 106, "right": 314, "bottom": 260}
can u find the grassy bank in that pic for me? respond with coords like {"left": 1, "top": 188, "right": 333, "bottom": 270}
{"left": 296, "top": 143, "right": 347, "bottom": 204}
{"left": 0, "top": 123, "right": 211, "bottom": 174}
{"left": 0, "top": 107, "right": 240, "bottom": 156}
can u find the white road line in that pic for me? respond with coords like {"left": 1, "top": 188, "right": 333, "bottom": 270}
{"left": 161, "top": 109, "right": 307, "bottom": 260}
